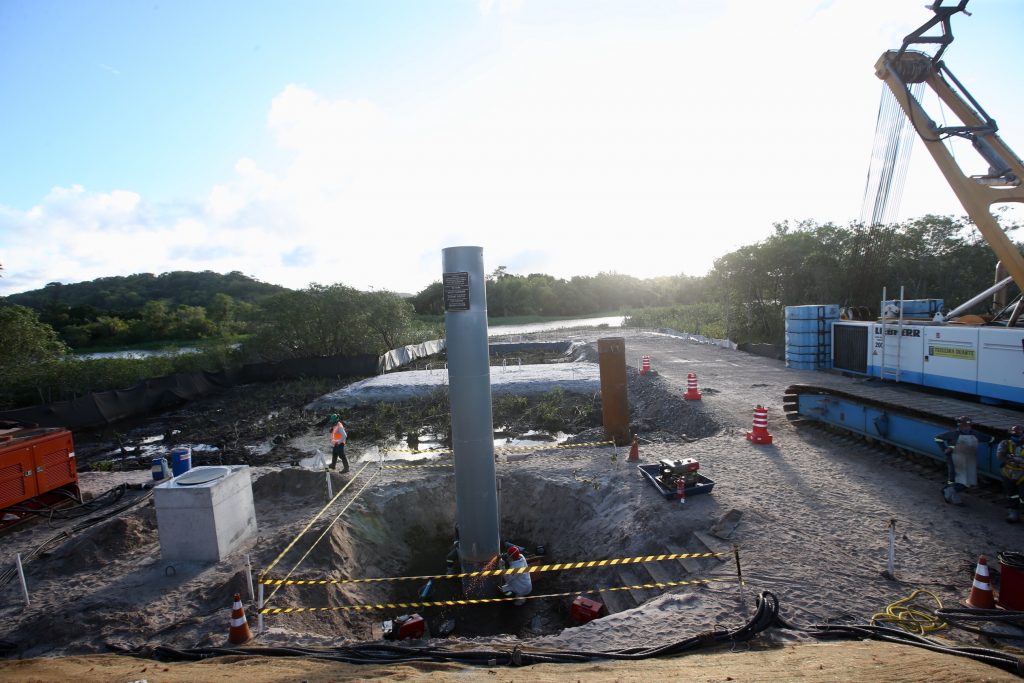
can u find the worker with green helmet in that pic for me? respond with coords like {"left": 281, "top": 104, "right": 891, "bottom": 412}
{"left": 328, "top": 414, "right": 349, "bottom": 473}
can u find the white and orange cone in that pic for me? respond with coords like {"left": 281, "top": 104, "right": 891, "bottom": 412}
{"left": 228, "top": 592, "right": 254, "bottom": 644}
{"left": 640, "top": 356, "right": 651, "bottom": 375}
{"left": 746, "top": 405, "right": 773, "bottom": 445}
{"left": 965, "top": 555, "right": 997, "bottom": 609}
{"left": 683, "top": 373, "right": 702, "bottom": 401}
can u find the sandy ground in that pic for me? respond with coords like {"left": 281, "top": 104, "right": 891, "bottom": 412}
{"left": 2, "top": 327, "right": 1023, "bottom": 680}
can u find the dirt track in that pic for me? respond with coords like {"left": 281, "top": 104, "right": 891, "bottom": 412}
{"left": 2, "top": 327, "right": 1023, "bottom": 680}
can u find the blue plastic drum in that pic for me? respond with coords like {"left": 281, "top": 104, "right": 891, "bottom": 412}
{"left": 170, "top": 446, "right": 192, "bottom": 477}
{"left": 151, "top": 457, "right": 169, "bottom": 481}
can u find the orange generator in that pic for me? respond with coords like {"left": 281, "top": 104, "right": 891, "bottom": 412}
{"left": 0, "top": 424, "right": 80, "bottom": 524}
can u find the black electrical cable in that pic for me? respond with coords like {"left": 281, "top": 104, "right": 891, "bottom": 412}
{"left": 0, "top": 487, "right": 152, "bottom": 590}
{"left": 6, "top": 483, "right": 129, "bottom": 523}
{"left": 142, "top": 591, "right": 1024, "bottom": 675}
{"left": 936, "top": 606, "right": 1024, "bottom": 640}
{"left": 802, "top": 621, "right": 1024, "bottom": 675}
{"left": 150, "top": 591, "right": 791, "bottom": 667}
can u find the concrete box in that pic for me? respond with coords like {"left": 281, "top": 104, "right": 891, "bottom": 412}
{"left": 153, "top": 465, "right": 257, "bottom": 563}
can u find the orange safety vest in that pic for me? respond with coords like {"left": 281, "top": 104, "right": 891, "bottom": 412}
{"left": 331, "top": 422, "right": 347, "bottom": 445}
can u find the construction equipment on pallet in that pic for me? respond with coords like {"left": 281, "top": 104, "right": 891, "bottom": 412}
{"left": 638, "top": 458, "right": 715, "bottom": 500}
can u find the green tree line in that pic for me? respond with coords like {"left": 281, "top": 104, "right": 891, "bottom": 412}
{"left": 627, "top": 215, "right": 1019, "bottom": 343}
{"left": 0, "top": 284, "right": 436, "bottom": 410}
{"left": 2, "top": 213, "right": 1018, "bottom": 409}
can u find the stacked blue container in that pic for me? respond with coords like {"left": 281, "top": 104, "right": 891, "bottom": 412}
{"left": 784, "top": 305, "right": 839, "bottom": 369}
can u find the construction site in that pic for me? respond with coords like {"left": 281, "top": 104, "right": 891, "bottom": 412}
{"left": 3, "top": 321, "right": 1024, "bottom": 681}
{"left": 4, "top": 1, "right": 1024, "bottom": 680}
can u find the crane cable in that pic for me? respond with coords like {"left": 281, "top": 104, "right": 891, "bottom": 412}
{"left": 861, "top": 81, "right": 924, "bottom": 227}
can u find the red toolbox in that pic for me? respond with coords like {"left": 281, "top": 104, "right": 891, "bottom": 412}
{"left": 570, "top": 596, "right": 605, "bottom": 624}
{"left": 0, "top": 426, "right": 79, "bottom": 511}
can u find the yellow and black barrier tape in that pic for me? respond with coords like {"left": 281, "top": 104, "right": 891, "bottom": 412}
{"left": 261, "top": 462, "right": 371, "bottom": 577}
{"left": 380, "top": 462, "right": 454, "bottom": 469}
{"left": 259, "top": 576, "right": 733, "bottom": 614}
{"left": 382, "top": 440, "right": 614, "bottom": 456}
{"left": 260, "top": 551, "right": 724, "bottom": 586}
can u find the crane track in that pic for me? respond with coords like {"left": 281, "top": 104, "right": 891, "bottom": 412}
{"left": 783, "top": 385, "right": 1010, "bottom": 505}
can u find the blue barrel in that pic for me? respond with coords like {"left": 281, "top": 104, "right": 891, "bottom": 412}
{"left": 170, "top": 446, "right": 192, "bottom": 477}
{"left": 151, "top": 457, "right": 169, "bottom": 481}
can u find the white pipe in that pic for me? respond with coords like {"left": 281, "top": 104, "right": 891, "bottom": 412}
{"left": 325, "top": 470, "right": 333, "bottom": 500}
{"left": 245, "top": 554, "right": 255, "bottom": 603}
{"left": 943, "top": 276, "right": 1014, "bottom": 321}
{"left": 15, "top": 553, "right": 29, "bottom": 607}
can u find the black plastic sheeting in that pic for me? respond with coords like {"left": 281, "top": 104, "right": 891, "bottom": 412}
{"left": 0, "top": 354, "right": 378, "bottom": 430}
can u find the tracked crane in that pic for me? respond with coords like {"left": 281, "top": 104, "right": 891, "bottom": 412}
{"left": 784, "top": 0, "right": 1024, "bottom": 479}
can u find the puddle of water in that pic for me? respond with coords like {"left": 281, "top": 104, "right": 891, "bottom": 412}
{"left": 373, "top": 429, "right": 572, "bottom": 462}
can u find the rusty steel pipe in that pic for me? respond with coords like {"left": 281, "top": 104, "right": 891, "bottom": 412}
{"left": 598, "top": 337, "right": 630, "bottom": 445}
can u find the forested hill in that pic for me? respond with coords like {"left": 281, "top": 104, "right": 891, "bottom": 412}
{"left": 5, "top": 271, "right": 285, "bottom": 312}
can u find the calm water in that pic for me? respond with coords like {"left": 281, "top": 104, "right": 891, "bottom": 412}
{"left": 487, "top": 315, "right": 625, "bottom": 337}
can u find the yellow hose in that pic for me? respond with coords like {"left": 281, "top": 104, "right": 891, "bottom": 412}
{"left": 871, "top": 589, "right": 947, "bottom": 635}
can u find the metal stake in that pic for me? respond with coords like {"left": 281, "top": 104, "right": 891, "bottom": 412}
{"left": 733, "top": 544, "right": 746, "bottom": 606}
{"left": 887, "top": 519, "right": 897, "bottom": 578}
{"left": 245, "top": 553, "right": 255, "bottom": 602}
{"left": 15, "top": 553, "right": 29, "bottom": 607}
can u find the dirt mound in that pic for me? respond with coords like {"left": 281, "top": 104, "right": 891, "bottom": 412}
{"left": 41, "top": 507, "right": 157, "bottom": 575}
{"left": 627, "top": 367, "right": 720, "bottom": 441}
{"left": 252, "top": 468, "right": 332, "bottom": 505}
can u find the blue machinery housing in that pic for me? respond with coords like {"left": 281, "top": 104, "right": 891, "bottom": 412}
{"left": 784, "top": 303, "right": 1024, "bottom": 481}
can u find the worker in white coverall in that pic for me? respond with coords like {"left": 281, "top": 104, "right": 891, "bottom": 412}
{"left": 499, "top": 544, "right": 532, "bottom": 606}
{"left": 934, "top": 415, "right": 995, "bottom": 506}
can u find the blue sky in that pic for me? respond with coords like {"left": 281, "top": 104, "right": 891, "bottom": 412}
{"left": 2, "top": 0, "right": 1023, "bottom": 297}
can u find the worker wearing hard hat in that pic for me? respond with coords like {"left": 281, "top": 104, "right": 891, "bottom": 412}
{"left": 498, "top": 544, "right": 532, "bottom": 606}
{"left": 934, "top": 416, "right": 995, "bottom": 505}
{"left": 329, "top": 414, "right": 349, "bottom": 473}
{"left": 998, "top": 425, "right": 1024, "bottom": 523}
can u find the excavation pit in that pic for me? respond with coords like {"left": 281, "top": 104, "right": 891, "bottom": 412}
{"left": 256, "top": 438, "right": 728, "bottom": 644}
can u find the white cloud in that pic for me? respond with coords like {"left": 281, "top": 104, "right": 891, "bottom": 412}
{"left": 2, "top": 0, "right": 1020, "bottom": 298}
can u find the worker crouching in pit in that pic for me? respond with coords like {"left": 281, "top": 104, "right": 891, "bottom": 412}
{"left": 499, "top": 544, "right": 532, "bottom": 606}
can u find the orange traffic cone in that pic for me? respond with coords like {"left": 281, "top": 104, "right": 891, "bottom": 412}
{"left": 965, "top": 555, "right": 997, "bottom": 609}
{"left": 640, "top": 356, "right": 651, "bottom": 375}
{"left": 627, "top": 437, "right": 640, "bottom": 462}
{"left": 746, "top": 405, "right": 773, "bottom": 445}
{"left": 228, "top": 593, "right": 253, "bottom": 644}
{"left": 683, "top": 373, "right": 702, "bottom": 401}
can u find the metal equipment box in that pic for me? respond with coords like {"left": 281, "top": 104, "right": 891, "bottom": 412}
{"left": 0, "top": 427, "right": 78, "bottom": 510}
{"left": 153, "top": 465, "right": 257, "bottom": 563}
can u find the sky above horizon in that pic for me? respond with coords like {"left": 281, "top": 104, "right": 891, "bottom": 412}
{"left": 2, "top": 0, "right": 1023, "bottom": 297}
